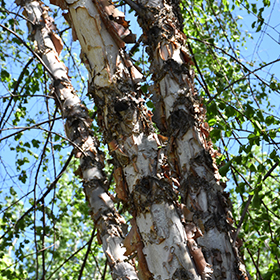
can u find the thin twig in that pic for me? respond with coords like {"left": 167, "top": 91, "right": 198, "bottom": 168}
{"left": 0, "top": 57, "right": 34, "bottom": 132}
{"left": 101, "top": 259, "right": 108, "bottom": 280}
{"left": 77, "top": 228, "right": 96, "bottom": 280}
{"left": 187, "top": 41, "right": 211, "bottom": 98}
{"left": 185, "top": 35, "right": 280, "bottom": 100}
{"left": 42, "top": 197, "right": 46, "bottom": 280}
{"left": 46, "top": 241, "right": 89, "bottom": 280}
{"left": 0, "top": 117, "right": 62, "bottom": 142}
{"left": 122, "top": 0, "right": 143, "bottom": 16}
{"left": 0, "top": 6, "right": 35, "bottom": 25}
{"left": 0, "top": 151, "right": 73, "bottom": 241}
{"left": 0, "top": 66, "right": 38, "bottom": 136}
{"left": 33, "top": 107, "right": 57, "bottom": 280}
{"left": 0, "top": 190, "right": 33, "bottom": 215}
{"left": 245, "top": 246, "right": 264, "bottom": 280}
{"left": 0, "top": 23, "right": 55, "bottom": 80}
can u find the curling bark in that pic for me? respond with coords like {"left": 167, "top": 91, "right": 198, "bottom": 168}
{"left": 18, "top": 1, "right": 138, "bottom": 278}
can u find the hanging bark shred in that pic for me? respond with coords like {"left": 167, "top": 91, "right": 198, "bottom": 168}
{"left": 94, "top": 0, "right": 136, "bottom": 47}
{"left": 114, "top": 167, "right": 128, "bottom": 201}
{"left": 18, "top": 1, "right": 138, "bottom": 279}
{"left": 60, "top": 0, "right": 201, "bottom": 278}
{"left": 185, "top": 223, "right": 213, "bottom": 278}
{"left": 123, "top": 218, "right": 153, "bottom": 280}
{"left": 136, "top": 0, "right": 249, "bottom": 279}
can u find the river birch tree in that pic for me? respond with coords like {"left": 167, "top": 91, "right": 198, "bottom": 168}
{"left": 1, "top": 0, "right": 280, "bottom": 279}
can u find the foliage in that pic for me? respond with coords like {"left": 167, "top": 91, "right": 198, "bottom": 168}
{"left": 0, "top": 0, "right": 279, "bottom": 279}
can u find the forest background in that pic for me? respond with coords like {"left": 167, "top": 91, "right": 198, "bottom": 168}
{"left": 0, "top": 0, "right": 280, "bottom": 279}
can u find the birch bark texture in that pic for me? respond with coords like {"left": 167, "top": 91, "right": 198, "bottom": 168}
{"left": 48, "top": 0, "right": 248, "bottom": 279}
{"left": 17, "top": 1, "right": 138, "bottom": 279}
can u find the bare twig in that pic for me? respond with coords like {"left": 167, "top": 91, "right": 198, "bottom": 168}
{"left": 77, "top": 229, "right": 96, "bottom": 280}
{"left": 0, "top": 23, "right": 55, "bottom": 80}
{"left": 46, "top": 241, "right": 89, "bottom": 280}
{"left": 0, "top": 117, "right": 62, "bottom": 142}
{"left": 0, "top": 57, "right": 34, "bottom": 132}
{"left": 0, "top": 151, "right": 73, "bottom": 241}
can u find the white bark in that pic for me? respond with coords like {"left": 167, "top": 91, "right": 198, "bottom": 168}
{"left": 19, "top": 1, "right": 138, "bottom": 278}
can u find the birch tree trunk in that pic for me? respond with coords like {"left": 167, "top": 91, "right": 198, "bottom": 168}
{"left": 56, "top": 0, "right": 203, "bottom": 279}
{"left": 36, "top": 0, "right": 249, "bottom": 279}
{"left": 135, "top": 1, "right": 249, "bottom": 279}
{"left": 18, "top": 1, "right": 138, "bottom": 278}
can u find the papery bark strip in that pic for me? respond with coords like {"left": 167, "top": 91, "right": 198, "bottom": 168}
{"left": 18, "top": 1, "right": 138, "bottom": 278}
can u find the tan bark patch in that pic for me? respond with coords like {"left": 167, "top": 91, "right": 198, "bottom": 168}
{"left": 50, "top": 33, "right": 63, "bottom": 55}
{"left": 94, "top": 0, "right": 136, "bottom": 48}
{"left": 50, "top": 0, "right": 68, "bottom": 10}
{"left": 114, "top": 167, "right": 128, "bottom": 201}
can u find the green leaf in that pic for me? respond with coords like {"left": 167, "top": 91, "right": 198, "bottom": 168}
{"left": 208, "top": 118, "right": 217, "bottom": 126}
{"left": 219, "top": 160, "right": 231, "bottom": 176}
{"left": 146, "top": 100, "right": 154, "bottom": 109}
{"left": 31, "top": 139, "right": 40, "bottom": 148}
{"left": 1, "top": 69, "right": 10, "bottom": 81}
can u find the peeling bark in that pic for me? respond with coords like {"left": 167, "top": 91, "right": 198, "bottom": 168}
{"left": 60, "top": 0, "right": 201, "bottom": 278}
{"left": 136, "top": 0, "right": 248, "bottom": 279}
{"left": 18, "top": 1, "right": 138, "bottom": 279}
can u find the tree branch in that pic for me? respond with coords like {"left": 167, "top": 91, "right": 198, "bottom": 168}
{"left": 78, "top": 228, "right": 96, "bottom": 280}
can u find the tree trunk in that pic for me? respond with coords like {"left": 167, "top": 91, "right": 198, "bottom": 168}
{"left": 135, "top": 1, "right": 248, "bottom": 279}
{"left": 18, "top": 1, "right": 138, "bottom": 278}
{"left": 58, "top": 0, "right": 202, "bottom": 279}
